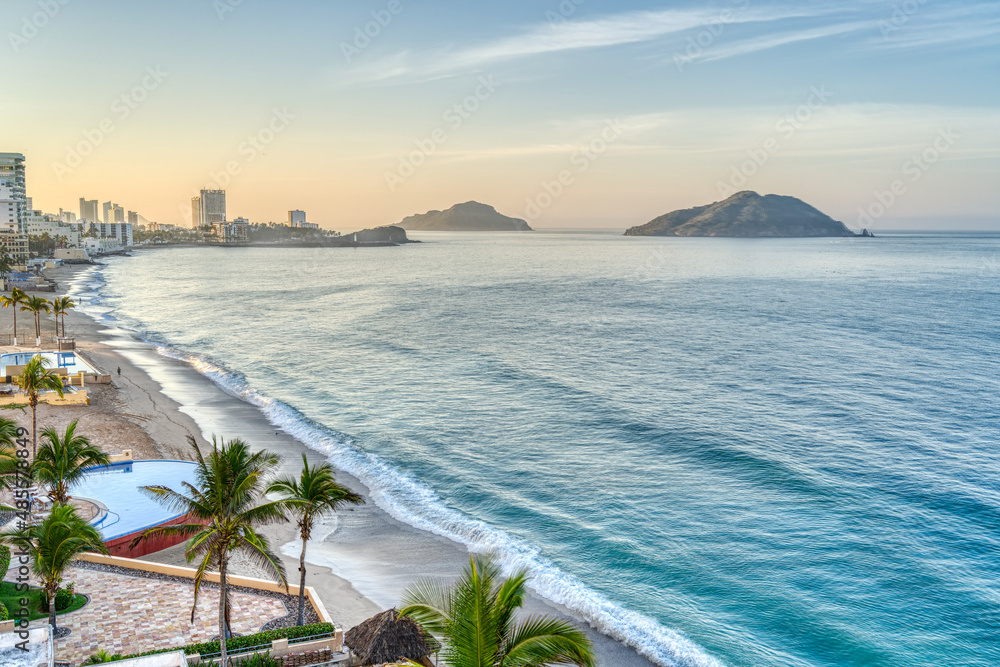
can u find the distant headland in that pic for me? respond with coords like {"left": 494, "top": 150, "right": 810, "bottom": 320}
{"left": 398, "top": 201, "right": 533, "bottom": 231}
{"left": 624, "top": 191, "right": 866, "bottom": 238}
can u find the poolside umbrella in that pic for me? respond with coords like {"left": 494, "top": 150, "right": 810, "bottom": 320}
{"left": 344, "top": 608, "right": 437, "bottom": 667}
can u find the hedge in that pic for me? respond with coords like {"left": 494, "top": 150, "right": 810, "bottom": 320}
{"left": 122, "top": 622, "right": 335, "bottom": 659}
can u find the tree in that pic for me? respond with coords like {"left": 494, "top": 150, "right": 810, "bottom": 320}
{"left": 134, "top": 436, "right": 288, "bottom": 666}
{"left": 400, "top": 554, "right": 596, "bottom": 667}
{"left": 13, "top": 354, "right": 65, "bottom": 457}
{"left": 1, "top": 503, "right": 108, "bottom": 632}
{"left": 33, "top": 420, "right": 110, "bottom": 503}
{"left": 0, "top": 286, "right": 28, "bottom": 346}
{"left": 0, "top": 417, "right": 22, "bottom": 492}
{"left": 0, "top": 252, "right": 14, "bottom": 291}
{"left": 51, "top": 296, "right": 75, "bottom": 338}
{"left": 21, "top": 295, "right": 51, "bottom": 347}
{"left": 267, "top": 454, "right": 363, "bottom": 625}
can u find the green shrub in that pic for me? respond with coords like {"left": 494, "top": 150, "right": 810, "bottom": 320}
{"left": 39, "top": 583, "right": 76, "bottom": 612}
{"left": 55, "top": 584, "right": 75, "bottom": 611}
{"left": 123, "top": 622, "right": 335, "bottom": 659}
{"left": 0, "top": 602, "right": 8, "bottom": 621}
{"left": 0, "top": 544, "right": 10, "bottom": 577}
{"left": 230, "top": 652, "right": 280, "bottom": 667}
{"left": 81, "top": 649, "right": 124, "bottom": 664}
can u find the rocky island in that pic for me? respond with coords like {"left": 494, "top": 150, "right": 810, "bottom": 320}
{"left": 624, "top": 191, "right": 857, "bottom": 237}
{"left": 398, "top": 201, "right": 533, "bottom": 231}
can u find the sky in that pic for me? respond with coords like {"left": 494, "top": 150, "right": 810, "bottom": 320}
{"left": 2, "top": 0, "right": 999, "bottom": 231}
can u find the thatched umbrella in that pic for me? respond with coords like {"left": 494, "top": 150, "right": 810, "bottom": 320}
{"left": 345, "top": 608, "right": 438, "bottom": 667}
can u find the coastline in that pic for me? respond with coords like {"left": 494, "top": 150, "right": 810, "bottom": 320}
{"left": 22, "top": 262, "right": 662, "bottom": 667}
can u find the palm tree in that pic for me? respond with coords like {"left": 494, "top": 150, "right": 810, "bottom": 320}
{"left": 134, "top": 436, "right": 288, "bottom": 666}
{"left": 21, "top": 295, "right": 51, "bottom": 347}
{"left": 267, "top": 454, "right": 363, "bottom": 625}
{"left": 0, "top": 417, "right": 23, "bottom": 492}
{"left": 0, "top": 286, "right": 28, "bottom": 346}
{"left": 0, "top": 253, "right": 14, "bottom": 291}
{"left": 51, "top": 296, "right": 75, "bottom": 338}
{"left": 14, "top": 354, "right": 65, "bottom": 457}
{"left": 400, "top": 554, "right": 596, "bottom": 667}
{"left": 32, "top": 420, "right": 110, "bottom": 503}
{"left": 1, "top": 503, "right": 108, "bottom": 632}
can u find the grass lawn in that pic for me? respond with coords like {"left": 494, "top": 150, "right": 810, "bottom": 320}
{"left": 0, "top": 581, "right": 88, "bottom": 620}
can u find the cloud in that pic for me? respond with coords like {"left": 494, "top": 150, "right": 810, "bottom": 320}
{"left": 695, "top": 21, "right": 870, "bottom": 63}
{"left": 341, "top": 4, "right": 845, "bottom": 84}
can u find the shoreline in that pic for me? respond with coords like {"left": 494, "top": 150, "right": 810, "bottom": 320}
{"left": 24, "top": 261, "right": 662, "bottom": 667}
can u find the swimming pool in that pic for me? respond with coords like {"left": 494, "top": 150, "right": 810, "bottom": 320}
{"left": 74, "top": 460, "right": 199, "bottom": 542}
{"left": 0, "top": 350, "right": 97, "bottom": 376}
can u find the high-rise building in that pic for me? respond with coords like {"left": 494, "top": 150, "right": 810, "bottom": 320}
{"left": 88, "top": 221, "right": 134, "bottom": 247}
{"left": 112, "top": 203, "right": 124, "bottom": 223}
{"left": 200, "top": 189, "right": 226, "bottom": 224}
{"left": 288, "top": 210, "right": 306, "bottom": 227}
{"left": 0, "top": 182, "right": 18, "bottom": 231}
{"left": 127, "top": 210, "right": 138, "bottom": 225}
{"left": 0, "top": 153, "right": 27, "bottom": 232}
{"left": 59, "top": 208, "right": 77, "bottom": 224}
{"left": 79, "top": 198, "right": 99, "bottom": 224}
{"left": 102, "top": 201, "right": 113, "bottom": 223}
{"left": 191, "top": 196, "right": 202, "bottom": 228}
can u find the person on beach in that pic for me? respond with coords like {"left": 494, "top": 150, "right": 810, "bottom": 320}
{"left": 117, "top": 367, "right": 121, "bottom": 376}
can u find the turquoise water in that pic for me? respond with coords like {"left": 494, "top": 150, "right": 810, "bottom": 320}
{"left": 74, "top": 461, "right": 198, "bottom": 539}
{"left": 76, "top": 232, "right": 999, "bottom": 666}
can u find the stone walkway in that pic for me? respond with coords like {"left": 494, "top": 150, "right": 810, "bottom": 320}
{"left": 31, "top": 565, "right": 287, "bottom": 665}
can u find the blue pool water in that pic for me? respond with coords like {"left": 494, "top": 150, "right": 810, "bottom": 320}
{"left": 74, "top": 460, "right": 198, "bottom": 540}
{"left": 0, "top": 351, "right": 96, "bottom": 376}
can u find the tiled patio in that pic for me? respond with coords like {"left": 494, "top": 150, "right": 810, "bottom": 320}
{"left": 32, "top": 564, "right": 287, "bottom": 665}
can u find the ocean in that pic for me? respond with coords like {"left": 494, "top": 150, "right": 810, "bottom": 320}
{"left": 72, "top": 231, "right": 999, "bottom": 667}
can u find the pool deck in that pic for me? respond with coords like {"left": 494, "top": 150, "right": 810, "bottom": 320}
{"left": 29, "top": 564, "right": 288, "bottom": 664}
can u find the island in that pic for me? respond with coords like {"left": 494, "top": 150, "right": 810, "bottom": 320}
{"left": 398, "top": 201, "right": 533, "bottom": 231}
{"left": 624, "top": 191, "right": 858, "bottom": 237}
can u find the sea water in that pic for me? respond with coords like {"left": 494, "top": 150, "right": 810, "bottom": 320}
{"left": 74, "top": 232, "right": 1000, "bottom": 667}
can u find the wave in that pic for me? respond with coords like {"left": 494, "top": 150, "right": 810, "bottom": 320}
{"left": 69, "top": 262, "right": 724, "bottom": 667}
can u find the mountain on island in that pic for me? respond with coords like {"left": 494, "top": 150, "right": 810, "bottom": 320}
{"left": 624, "top": 191, "right": 856, "bottom": 237}
{"left": 398, "top": 201, "right": 533, "bottom": 231}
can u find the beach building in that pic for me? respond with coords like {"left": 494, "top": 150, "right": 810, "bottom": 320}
{"left": 0, "top": 152, "right": 27, "bottom": 232}
{"left": 83, "top": 236, "right": 123, "bottom": 254}
{"left": 102, "top": 201, "right": 125, "bottom": 224}
{"left": 79, "top": 197, "right": 100, "bottom": 223}
{"left": 88, "top": 220, "right": 134, "bottom": 246}
{"left": 26, "top": 208, "right": 83, "bottom": 247}
{"left": 0, "top": 228, "right": 29, "bottom": 263}
{"left": 211, "top": 219, "right": 249, "bottom": 244}
{"left": 289, "top": 209, "right": 306, "bottom": 226}
{"left": 191, "top": 195, "right": 202, "bottom": 227}
{"left": 0, "top": 182, "right": 18, "bottom": 231}
{"left": 59, "top": 208, "right": 77, "bottom": 224}
{"left": 200, "top": 189, "right": 226, "bottom": 224}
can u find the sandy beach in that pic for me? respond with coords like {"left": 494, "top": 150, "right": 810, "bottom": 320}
{"left": 0, "top": 261, "right": 657, "bottom": 667}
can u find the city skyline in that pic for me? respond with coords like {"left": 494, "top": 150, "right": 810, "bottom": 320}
{"left": 2, "top": 0, "right": 999, "bottom": 230}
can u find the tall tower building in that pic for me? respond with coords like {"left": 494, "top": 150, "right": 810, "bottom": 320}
{"left": 127, "top": 211, "right": 138, "bottom": 225}
{"left": 191, "top": 196, "right": 202, "bottom": 228}
{"left": 112, "top": 204, "right": 124, "bottom": 223}
{"left": 0, "top": 153, "right": 27, "bottom": 232}
{"left": 79, "top": 198, "right": 99, "bottom": 224}
{"left": 200, "top": 189, "right": 226, "bottom": 224}
{"left": 102, "top": 201, "right": 113, "bottom": 224}
{"left": 288, "top": 210, "right": 306, "bottom": 227}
